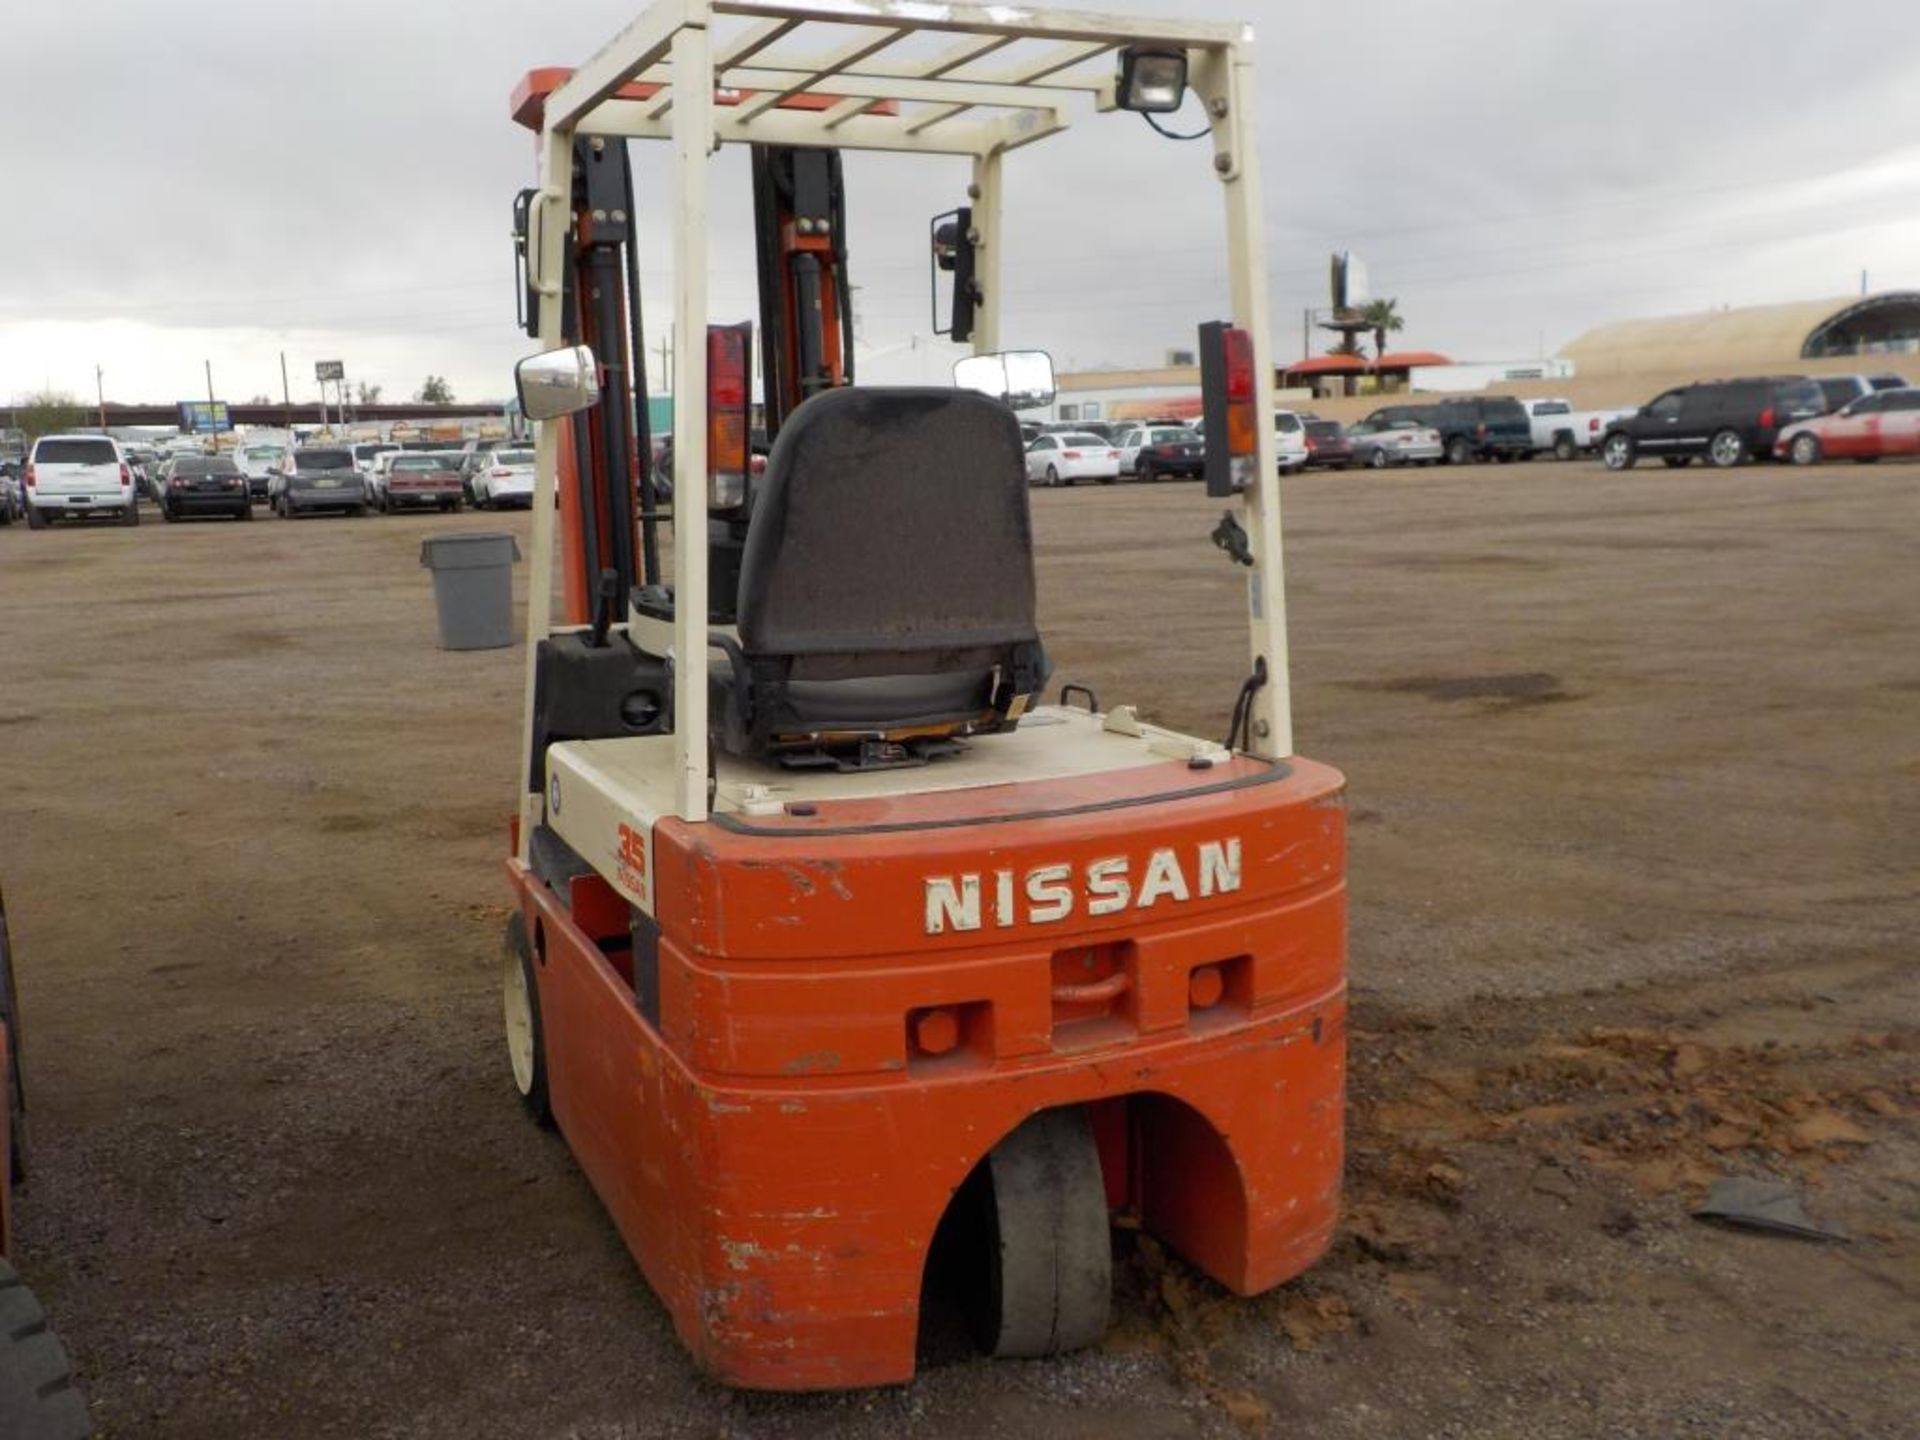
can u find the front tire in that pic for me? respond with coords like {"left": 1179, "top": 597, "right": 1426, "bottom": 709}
{"left": 503, "top": 914, "right": 551, "bottom": 1127}
{"left": 1602, "top": 433, "right": 1637, "bottom": 471}
{"left": 1368, "top": 447, "right": 1391, "bottom": 469}
{"left": 1789, "top": 433, "right": 1822, "bottom": 467}
{"left": 1707, "top": 428, "right": 1747, "bottom": 468}
{"left": 0, "top": 1259, "right": 90, "bottom": 1440}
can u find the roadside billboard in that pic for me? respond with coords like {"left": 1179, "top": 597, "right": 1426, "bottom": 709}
{"left": 178, "top": 401, "right": 233, "bottom": 433}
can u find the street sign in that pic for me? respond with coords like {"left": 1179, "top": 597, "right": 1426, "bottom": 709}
{"left": 178, "top": 401, "right": 232, "bottom": 434}
{"left": 315, "top": 360, "right": 345, "bottom": 382}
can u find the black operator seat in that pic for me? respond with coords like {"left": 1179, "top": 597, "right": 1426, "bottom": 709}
{"left": 713, "top": 386, "right": 1051, "bottom": 765}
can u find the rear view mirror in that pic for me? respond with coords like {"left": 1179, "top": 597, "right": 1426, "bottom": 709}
{"left": 954, "top": 350, "right": 1056, "bottom": 412}
{"left": 514, "top": 345, "right": 599, "bottom": 422}
{"left": 930, "top": 207, "right": 979, "bottom": 343}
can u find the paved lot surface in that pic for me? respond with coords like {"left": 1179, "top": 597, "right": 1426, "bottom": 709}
{"left": 1, "top": 461, "right": 1914, "bottom": 1438}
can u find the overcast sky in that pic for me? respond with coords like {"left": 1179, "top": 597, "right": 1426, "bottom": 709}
{"left": 5, "top": 0, "right": 1920, "bottom": 408}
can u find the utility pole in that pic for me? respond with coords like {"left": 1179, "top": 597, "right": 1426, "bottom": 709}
{"left": 205, "top": 360, "right": 217, "bottom": 446}
{"left": 95, "top": 365, "right": 106, "bottom": 432}
{"left": 280, "top": 351, "right": 292, "bottom": 433}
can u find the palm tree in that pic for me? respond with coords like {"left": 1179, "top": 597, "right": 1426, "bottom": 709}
{"left": 1360, "top": 298, "right": 1404, "bottom": 363}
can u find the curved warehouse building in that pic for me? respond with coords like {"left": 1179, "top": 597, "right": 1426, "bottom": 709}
{"left": 1561, "top": 292, "right": 1920, "bottom": 377}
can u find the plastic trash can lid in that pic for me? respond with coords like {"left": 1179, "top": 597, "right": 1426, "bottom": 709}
{"left": 420, "top": 532, "right": 522, "bottom": 569}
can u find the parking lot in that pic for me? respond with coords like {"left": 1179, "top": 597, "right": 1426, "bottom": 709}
{"left": 1, "top": 461, "right": 1915, "bottom": 1438}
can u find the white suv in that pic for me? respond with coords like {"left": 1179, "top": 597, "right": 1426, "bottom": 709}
{"left": 1272, "top": 411, "right": 1309, "bottom": 472}
{"left": 25, "top": 434, "right": 138, "bottom": 528}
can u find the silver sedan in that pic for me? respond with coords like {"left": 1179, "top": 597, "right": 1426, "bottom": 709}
{"left": 1346, "top": 419, "right": 1443, "bottom": 468}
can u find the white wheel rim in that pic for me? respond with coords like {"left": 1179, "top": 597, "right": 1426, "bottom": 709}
{"left": 1713, "top": 435, "right": 1739, "bottom": 465}
{"left": 503, "top": 947, "right": 535, "bottom": 1095}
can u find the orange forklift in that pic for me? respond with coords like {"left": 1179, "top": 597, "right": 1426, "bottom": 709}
{"left": 499, "top": 0, "right": 1345, "bottom": 1390}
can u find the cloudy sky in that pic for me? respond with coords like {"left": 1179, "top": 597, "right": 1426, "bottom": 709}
{"left": 5, "top": 0, "right": 1920, "bottom": 409}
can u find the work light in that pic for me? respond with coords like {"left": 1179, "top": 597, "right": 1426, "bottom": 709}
{"left": 1117, "top": 46, "right": 1188, "bottom": 114}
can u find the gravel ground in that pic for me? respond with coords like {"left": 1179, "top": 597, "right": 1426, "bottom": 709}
{"left": 0, "top": 460, "right": 1913, "bottom": 1437}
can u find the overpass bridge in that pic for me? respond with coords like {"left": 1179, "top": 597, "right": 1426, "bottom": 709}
{"left": 64, "top": 401, "right": 512, "bottom": 429}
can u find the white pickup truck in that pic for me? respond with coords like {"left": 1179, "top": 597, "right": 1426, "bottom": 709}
{"left": 24, "top": 434, "right": 138, "bottom": 528}
{"left": 1523, "top": 398, "right": 1637, "bottom": 460}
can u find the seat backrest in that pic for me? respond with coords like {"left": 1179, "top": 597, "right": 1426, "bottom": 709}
{"left": 736, "top": 387, "right": 1039, "bottom": 660}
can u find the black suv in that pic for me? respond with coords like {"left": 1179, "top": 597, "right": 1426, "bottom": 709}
{"left": 1600, "top": 377, "right": 1825, "bottom": 470}
{"left": 1361, "top": 395, "right": 1532, "bottom": 465}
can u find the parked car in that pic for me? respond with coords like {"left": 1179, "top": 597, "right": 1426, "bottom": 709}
{"left": 1815, "top": 375, "right": 1875, "bottom": 414}
{"left": 1024, "top": 432, "right": 1119, "bottom": 486}
{"left": 1520, "top": 398, "right": 1632, "bottom": 460}
{"left": 271, "top": 447, "right": 368, "bottom": 517}
{"left": 22, "top": 434, "right": 137, "bottom": 528}
{"left": 1303, "top": 419, "right": 1353, "bottom": 470}
{"left": 1115, "top": 422, "right": 1201, "bottom": 477}
{"left": 122, "top": 445, "right": 161, "bottom": 497}
{"left": 232, "top": 442, "right": 288, "bottom": 501}
{"left": 1345, "top": 418, "right": 1443, "bottom": 468}
{"left": 350, "top": 441, "right": 398, "bottom": 478}
{"left": 374, "top": 452, "right": 465, "bottom": 512}
{"left": 0, "top": 470, "right": 22, "bottom": 526}
{"left": 1130, "top": 428, "right": 1204, "bottom": 483}
{"left": 1364, "top": 396, "right": 1531, "bottom": 465}
{"left": 473, "top": 446, "right": 536, "bottom": 508}
{"left": 1775, "top": 386, "right": 1920, "bottom": 465}
{"left": 1272, "top": 410, "right": 1309, "bottom": 471}
{"left": 457, "top": 438, "right": 507, "bottom": 501}
{"left": 156, "top": 454, "right": 252, "bottom": 521}
{"left": 1600, "top": 376, "right": 1826, "bottom": 470}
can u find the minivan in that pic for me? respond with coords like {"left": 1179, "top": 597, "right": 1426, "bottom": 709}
{"left": 1600, "top": 377, "right": 1826, "bottom": 470}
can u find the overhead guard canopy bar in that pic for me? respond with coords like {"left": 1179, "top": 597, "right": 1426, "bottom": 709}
{"left": 515, "top": 0, "right": 1290, "bottom": 840}
{"left": 513, "top": 0, "right": 1251, "bottom": 157}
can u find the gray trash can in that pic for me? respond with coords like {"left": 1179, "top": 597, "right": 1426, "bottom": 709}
{"left": 420, "top": 532, "right": 522, "bottom": 650}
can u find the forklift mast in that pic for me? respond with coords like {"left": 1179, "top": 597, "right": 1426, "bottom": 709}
{"left": 751, "top": 145, "right": 854, "bottom": 439}
{"left": 517, "top": 140, "right": 852, "bottom": 625}
{"left": 702, "top": 145, "right": 856, "bottom": 619}
{"left": 515, "top": 137, "right": 658, "bottom": 625}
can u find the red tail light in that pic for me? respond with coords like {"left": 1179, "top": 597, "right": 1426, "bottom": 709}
{"left": 119, "top": 463, "right": 132, "bottom": 486}
{"left": 1063, "top": 449, "right": 1083, "bottom": 460}
{"left": 492, "top": 466, "right": 511, "bottom": 477}
{"left": 1759, "top": 406, "right": 1775, "bottom": 428}
{"left": 1197, "top": 320, "right": 1259, "bottom": 494}
{"left": 22, "top": 465, "right": 34, "bottom": 488}
{"left": 706, "top": 322, "right": 751, "bottom": 509}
